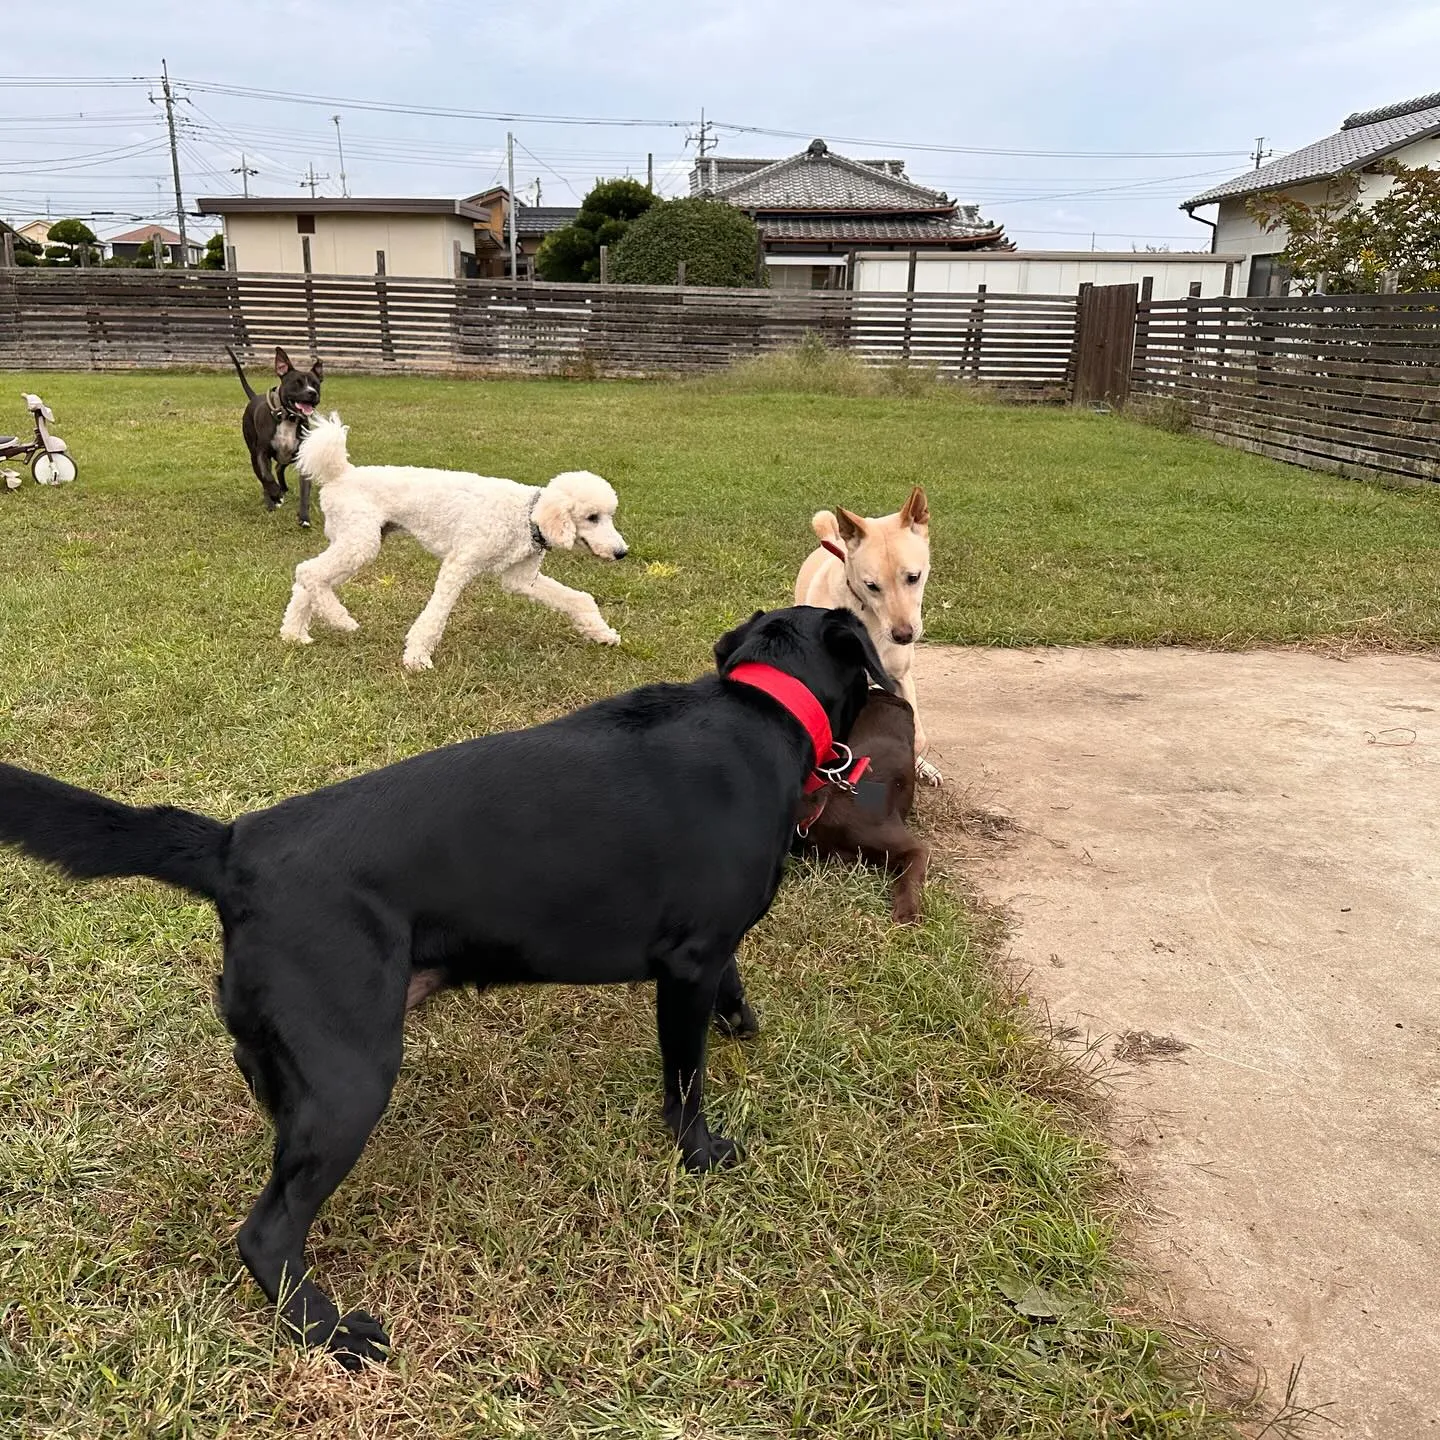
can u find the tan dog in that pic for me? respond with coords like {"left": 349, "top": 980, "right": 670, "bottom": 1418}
{"left": 794, "top": 486, "right": 940, "bottom": 784}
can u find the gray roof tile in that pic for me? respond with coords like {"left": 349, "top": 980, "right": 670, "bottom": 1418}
{"left": 514, "top": 204, "right": 580, "bottom": 236}
{"left": 704, "top": 140, "right": 951, "bottom": 210}
{"left": 1184, "top": 94, "right": 1440, "bottom": 207}
{"left": 760, "top": 214, "right": 1006, "bottom": 244}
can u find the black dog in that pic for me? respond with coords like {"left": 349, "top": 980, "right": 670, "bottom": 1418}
{"left": 224, "top": 345, "right": 323, "bottom": 527}
{"left": 0, "top": 605, "right": 893, "bottom": 1370}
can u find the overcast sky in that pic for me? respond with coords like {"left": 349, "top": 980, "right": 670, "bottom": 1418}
{"left": 4, "top": 0, "right": 1438, "bottom": 249}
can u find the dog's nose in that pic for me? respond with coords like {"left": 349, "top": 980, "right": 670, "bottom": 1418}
{"left": 614, "top": 546, "right": 628, "bottom": 559}
{"left": 890, "top": 625, "right": 914, "bottom": 646}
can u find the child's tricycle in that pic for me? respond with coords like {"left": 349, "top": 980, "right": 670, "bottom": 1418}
{"left": 1, "top": 393, "right": 77, "bottom": 491}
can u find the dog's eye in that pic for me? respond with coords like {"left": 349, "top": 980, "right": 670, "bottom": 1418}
{"left": 586, "top": 513, "right": 600, "bottom": 524}
{"left": 906, "top": 572, "right": 922, "bottom": 585}
{"left": 864, "top": 580, "right": 881, "bottom": 593}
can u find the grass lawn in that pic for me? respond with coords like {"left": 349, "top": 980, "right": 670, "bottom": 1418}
{"left": 2, "top": 368, "right": 1434, "bottom": 1438}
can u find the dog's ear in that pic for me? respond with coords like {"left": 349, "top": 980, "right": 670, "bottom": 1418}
{"left": 822, "top": 608, "right": 899, "bottom": 693}
{"left": 900, "top": 486, "right": 929, "bottom": 533}
{"left": 531, "top": 481, "right": 578, "bottom": 550}
{"left": 310, "top": 358, "right": 324, "bottom": 380}
{"left": 274, "top": 347, "right": 293, "bottom": 377}
{"left": 714, "top": 610, "right": 767, "bottom": 673}
{"left": 835, "top": 507, "right": 868, "bottom": 546}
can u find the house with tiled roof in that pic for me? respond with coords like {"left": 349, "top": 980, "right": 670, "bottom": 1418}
{"left": 466, "top": 187, "right": 580, "bottom": 276}
{"left": 694, "top": 138, "right": 1008, "bottom": 290}
{"left": 108, "top": 224, "right": 202, "bottom": 267}
{"left": 1182, "top": 91, "right": 1440, "bottom": 296}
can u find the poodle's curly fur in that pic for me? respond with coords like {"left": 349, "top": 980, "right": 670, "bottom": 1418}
{"left": 281, "top": 413, "right": 627, "bottom": 670}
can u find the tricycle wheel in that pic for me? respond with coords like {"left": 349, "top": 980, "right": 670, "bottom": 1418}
{"left": 32, "top": 451, "right": 77, "bottom": 485}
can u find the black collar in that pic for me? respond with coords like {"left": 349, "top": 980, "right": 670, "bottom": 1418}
{"left": 528, "top": 496, "right": 550, "bottom": 552}
{"left": 267, "top": 386, "right": 312, "bottom": 426}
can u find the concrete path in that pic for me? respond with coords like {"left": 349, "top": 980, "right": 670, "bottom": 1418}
{"left": 918, "top": 646, "right": 1440, "bottom": 1439}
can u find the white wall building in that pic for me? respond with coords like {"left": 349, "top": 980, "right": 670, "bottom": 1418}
{"left": 195, "top": 196, "right": 490, "bottom": 279}
{"left": 1182, "top": 91, "right": 1440, "bottom": 296}
{"left": 852, "top": 250, "right": 1240, "bottom": 300}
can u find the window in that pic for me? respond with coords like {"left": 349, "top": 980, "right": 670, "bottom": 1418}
{"left": 1247, "top": 253, "right": 1290, "bottom": 298}
{"left": 296, "top": 214, "right": 316, "bottom": 235}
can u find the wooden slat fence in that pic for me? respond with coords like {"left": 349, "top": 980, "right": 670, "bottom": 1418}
{"left": 0, "top": 268, "right": 1077, "bottom": 388}
{"left": 1131, "top": 292, "right": 1440, "bottom": 485}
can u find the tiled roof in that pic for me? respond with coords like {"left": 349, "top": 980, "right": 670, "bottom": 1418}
{"left": 692, "top": 154, "right": 907, "bottom": 193}
{"left": 110, "top": 224, "right": 185, "bottom": 244}
{"left": 1183, "top": 94, "right": 1440, "bottom": 207}
{"left": 706, "top": 139, "right": 951, "bottom": 210}
{"left": 514, "top": 205, "right": 580, "bottom": 237}
{"left": 760, "top": 214, "right": 1008, "bottom": 246}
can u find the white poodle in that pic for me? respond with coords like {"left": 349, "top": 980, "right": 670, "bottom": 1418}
{"left": 281, "top": 412, "right": 627, "bottom": 670}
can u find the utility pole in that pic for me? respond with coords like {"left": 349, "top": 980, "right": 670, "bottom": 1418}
{"left": 300, "top": 163, "right": 329, "bottom": 199}
{"left": 231, "top": 154, "right": 258, "bottom": 198}
{"left": 159, "top": 59, "right": 189, "bottom": 266}
{"left": 1251, "top": 136, "right": 1272, "bottom": 170}
{"left": 693, "top": 108, "right": 714, "bottom": 158}
{"left": 332, "top": 115, "right": 349, "bottom": 197}
{"left": 647, "top": 152, "right": 654, "bottom": 192}
{"left": 506, "top": 131, "right": 518, "bottom": 280}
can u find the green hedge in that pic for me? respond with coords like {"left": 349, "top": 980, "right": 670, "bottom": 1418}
{"left": 610, "top": 198, "right": 765, "bottom": 287}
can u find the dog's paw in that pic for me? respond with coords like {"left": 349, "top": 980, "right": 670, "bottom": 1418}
{"left": 299, "top": 519, "right": 311, "bottom": 529}
{"left": 589, "top": 626, "right": 621, "bottom": 646}
{"left": 332, "top": 615, "right": 360, "bottom": 634}
{"left": 402, "top": 652, "right": 434, "bottom": 673}
{"left": 916, "top": 756, "right": 943, "bottom": 787}
{"left": 325, "top": 1310, "right": 390, "bottom": 1370}
{"left": 682, "top": 1132, "right": 743, "bottom": 1173}
{"left": 280, "top": 629, "right": 314, "bottom": 647}
{"left": 713, "top": 1000, "right": 760, "bottom": 1039}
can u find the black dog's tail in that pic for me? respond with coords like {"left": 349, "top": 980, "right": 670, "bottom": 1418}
{"left": 224, "top": 345, "right": 257, "bottom": 401}
{"left": 0, "top": 762, "right": 228, "bottom": 900}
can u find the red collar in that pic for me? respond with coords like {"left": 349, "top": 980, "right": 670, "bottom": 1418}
{"left": 821, "top": 539, "right": 847, "bottom": 562}
{"left": 725, "top": 662, "right": 872, "bottom": 795}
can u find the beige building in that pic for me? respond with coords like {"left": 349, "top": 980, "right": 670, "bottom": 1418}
{"left": 195, "top": 196, "right": 490, "bottom": 279}
{"left": 1182, "top": 91, "right": 1440, "bottom": 295}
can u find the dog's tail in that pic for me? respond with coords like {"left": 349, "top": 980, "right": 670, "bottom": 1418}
{"left": 296, "top": 411, "right": 350, "bottom": 487}
{"left": 224, "top": 346, "right": 257, "bottom": 401}
{"left": 0, "top": 762, "right": 228, "bottom": 900}
{"left": 811, "top": 509, "right": 842, "bottom": 546}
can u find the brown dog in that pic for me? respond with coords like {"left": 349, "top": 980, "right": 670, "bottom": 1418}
{"left": 798, "top": 688, "right": 928, "bottom": 924}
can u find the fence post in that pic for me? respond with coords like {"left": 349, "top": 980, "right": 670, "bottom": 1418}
{"left": 599, "top": 244, "right": 609, "bottom": 285}
{"left": 375, "top": 250, "right": 394, "bottom": 365}
{"left": 967, "top": 282, "right": 987, "bottom": 381}
{"left": 1, "top": 231, "right": 14, "bottom": 267}
{"left": 901, "top": 247, "right": 918, "bottom": 361}
{"left": 1133, "top": 276, "right": 1153, "bottom": 393}
{"left": 676, "top": 259, "right": 686, "bottom": 287}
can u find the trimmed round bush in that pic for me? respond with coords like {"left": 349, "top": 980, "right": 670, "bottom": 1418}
{"left": 610, "top": 198, "right": 765, "bottom": 287}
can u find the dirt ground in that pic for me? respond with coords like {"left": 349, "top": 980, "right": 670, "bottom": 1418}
{"left": 918, "top": 646, "right": 1440, "bottom": 1440}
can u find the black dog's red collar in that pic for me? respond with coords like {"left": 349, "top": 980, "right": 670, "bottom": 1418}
{"left": 726, "top": 662, "right": 871, "bottom": 795}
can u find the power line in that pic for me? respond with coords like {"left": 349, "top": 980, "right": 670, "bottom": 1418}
{"left": 176, "top": 77, "right": 690, "bottom": 129}
{"left": 711, "top": 120, "right": 1254, "bottom": 160}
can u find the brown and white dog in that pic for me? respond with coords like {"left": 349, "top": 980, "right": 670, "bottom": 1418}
{"left": 793, "top": 486, "right": 939, "bottom": 783}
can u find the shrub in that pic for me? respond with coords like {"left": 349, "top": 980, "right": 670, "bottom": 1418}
{"left": 610, "top": 198, "right": 764, "bottom": 287}
{"left": 534, "top": 178, "right": 657, "bottom": 283}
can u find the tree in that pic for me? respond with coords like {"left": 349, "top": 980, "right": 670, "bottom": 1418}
{"left": 534, "top": 178, "right": 657, "bottom": 282}
{"left": 609, "top": 197, "right": 764, "bottom": 287}
{"left": 12, "top": 233, "right": 42, "bottom": 267}
{"left": 45, "top": 218, "right": 100, "bottom": 266}
{"left": 1248, "top": 161, "right": 1440, "bottom": 294}
{"left": 134, "top": 236, "right": 168, "bottom": 269}
{"left": 201, "top": 232, "right": 226, "bottom": 270}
